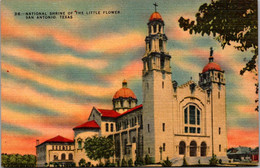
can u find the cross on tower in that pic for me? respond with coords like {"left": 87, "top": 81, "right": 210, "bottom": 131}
{"left": 153, "top": 2, "right": 158, "bottom": 12}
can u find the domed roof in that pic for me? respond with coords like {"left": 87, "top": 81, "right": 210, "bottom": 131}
{"left": 113, "top": 80, "right": 137, "bottom": 99}
{"left": 202, "top": 62, "right": 222, "bottom": 73}
{"left": 149, "top": 12, "right": 163, "bottom": 21}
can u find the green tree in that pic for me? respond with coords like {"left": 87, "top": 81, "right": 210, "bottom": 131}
{"left": 9, "top": 154, "right": 17, "bottom": 167}
{"left": 84, "top": 136, "right": 115, "bottom": 164}
{"left": 28, "top": 154, "right": 36, "bottom": 167}
{"left": 2, "top": 153, "right": 9, "bottom": 167}
{"left": 79, "top": 158, "right": 86, "bottom": 167}
{"left": 178, "top": 0, "right": 258, "bottom": 111}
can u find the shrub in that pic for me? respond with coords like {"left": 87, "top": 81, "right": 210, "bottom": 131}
{"left": 182, "top": 156, "right": 188, "bottom": 166}
{"left": 121, "top": 158, "right": 127, "bottom": 167}
{"left": 161, "top": 157, "right": 172, "bottom": 167}
{"left": 144, "top": 154, "right": 152, "bottom": 164}
{"left": 79, "top": 158, "right": 86, "bottom": 167}
{"left": 128, "top": 158, "right": 133, "bottom": 167}
{"left": 134, "top": 156, "right": 144, "bottom": 166}
{"left": 198, "top": 159, "right": 200, "bottom": 165}
{"left": 209, "top": 154, "right": 218, "bottom": 166}
{"left": 105, "top": 160, "right": 110, "bottom": 167}
{"left": 87, "top": 162, "right": 92, "bottom": 167}
{"left": 98, "top": 161, "right": 104, "bottom": 167}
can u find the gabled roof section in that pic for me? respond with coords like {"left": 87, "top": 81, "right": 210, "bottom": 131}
{"left": 37, "top": 135, "right": 73, "bottom": 147}
{"left": 73, "top": 120, "right": 100, "bottom": 130}
{"left": 97, "top": 109, "right": 121, "bottom": 118}
{"left": 118, "top": 104, "right": 143, "bottom": 118}
{"left": 178, "top": 80, "right": 205, "bottom": 93}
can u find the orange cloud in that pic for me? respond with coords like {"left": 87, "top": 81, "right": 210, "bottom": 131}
{"left": 102, "top": 60, "right": 142, "bottom": 89}
{"left": 1, "top": 8, "right": 143, "bottom": 54}
{"left": 2, "top": 46, "right": 109, "bottom": 70}
{"left": 228, "top": 128, "right": 259, "bottom": 148}
{"left": 1, "top": 78, "right": 100, "bottom": 119}
{"left": 2, "top": 63, "right": 118, "bottom": 98}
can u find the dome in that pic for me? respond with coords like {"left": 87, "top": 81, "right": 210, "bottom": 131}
{"left": 149, "top": 12, "right": 163, "bottom": 21}
{"left": 113, "top": 88, "right": 137, "bottom": 99}
{"left": 113, "top": 80, "right": 137, "bottom": 99}
{"left": 202, "top": 62, "right": 222, "bottom": 73}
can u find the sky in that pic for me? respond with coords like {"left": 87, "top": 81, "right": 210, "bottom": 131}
{"left": 1, "top": 0, "right": 258, "bottom": 155}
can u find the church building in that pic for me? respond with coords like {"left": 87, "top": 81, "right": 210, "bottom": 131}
{"left": 36, "top": 6, "right": 227, "bottom": 167}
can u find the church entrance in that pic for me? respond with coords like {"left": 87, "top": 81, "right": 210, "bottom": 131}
{"left": 200, "top": 142, "right": 207, "bottom": 156}
{"left": 179, "top": 141, "right": 186, "bottom": 155}
{"left": 190, "top": 141, "right": 197, "bottom": 157}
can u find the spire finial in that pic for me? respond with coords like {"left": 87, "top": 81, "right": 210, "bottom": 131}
{"left": 210, "top": 47, "right": 213, "bottom": 56}
{"left": 153, "top": 2, "right": 158, "bottom": 12}
{"left": 209, "top": 47, "right": 214, "bottom": 62}
{"left": 122, "top": 79, "right": 127, "bottom": 88}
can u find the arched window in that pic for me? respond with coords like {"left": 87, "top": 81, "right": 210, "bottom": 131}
{"left": 179, "top": 141, "right": 186, "bottom": 155}
{"left": 153, "top": 24, "right": 157, "bottom": 33}
{"left": 184, "top": 105, "right": 201, "bottom": 134}
{"left": 120, "top": 99, "right": 123, "bottom": 107}
{"left": 129, "top": 100, "right": 132, "bottom": 107}
{"left": 61, "top": 153, "right": 66, "bottom": 160}
{"left": 110, "top": 123, "right": 114, "bottom": 132}
{"left": 106, "top": 123, "right": 109, "bottom": 132}
{"left": 78, "top": 139, "right": 82, "bottom": 149}
{"left": 160, "top": 57, "right": 165, "bottom": 69}
{"left": 190, "top": 141, "right": 197, "bottom": 157}
{"left": 201, "top": 142, "right": 207, "bottom": 156}
{"left": 69, "top": 153, "right": 73, "bottom": 160}
{"left": 159, "top": 39, "right": 163, "bottom": 51}
{"left": 54, "top": 155, "right": 58, "bottom": 160}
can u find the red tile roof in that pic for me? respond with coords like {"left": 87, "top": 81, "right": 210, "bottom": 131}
{"left": 97, "top": 109, "right": 121, "bottom": 118}
{"left": 73, "top": 120, "right": 100, "bottom": 130}
{"left": 149, "top": 12, "right": 163, "bottom": 21}
{"left": 202, "top": 62, "right": 222, "bottom": 73}
{"left": 113, "top": 88, "right": 137, "bottom": 99}
{"left": 37, "top": 135, "right": 74, "bottom": 146}
{"left": 119, "top": 104, "right": 143, "bottom": 117}
{"left": 97, "top": 105, "right": 142, "bottom": 118}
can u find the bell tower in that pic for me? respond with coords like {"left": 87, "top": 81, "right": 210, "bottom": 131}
{"left": 142, "top": 4, "right": 174, "bottom": 162}
{"left": 199, "top": 48, "right": 227, "bottom": 157}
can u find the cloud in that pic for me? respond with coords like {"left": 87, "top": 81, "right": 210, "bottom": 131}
{"left": 170, "top": 49, "right": 202, "bottom": 73}
{"left": 2, "top": 78, "right": 94, "bottom": 118}
{"left": 2, "top": 45, "right": 109, "bottom": 70}
{"left": 102, "top": 59, "right": 142, "bottom": 85}
{"left": 228, "top": 128, "right": 259, "bottom": 148}
{"left": 1, "top": 9, "right": 143, "bottom": 54}
{"left": 2, "top": 63, "right": 117, "bottom": 98}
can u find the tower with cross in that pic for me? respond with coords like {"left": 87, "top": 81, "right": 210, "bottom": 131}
{"left": 142, "top": 3, "right": 174, "bottom": 162}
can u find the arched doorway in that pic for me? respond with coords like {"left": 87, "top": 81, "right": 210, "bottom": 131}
{"left": 190, "top": 141, "right": 197, "bottom": 157}
{"left": 69, "top": 153, "right": 73, "bottom": 160}
{"left": 201, "top": 142, "right": 207, "bottom": 156}
{"left": 179, "top": 141, "right": 186, "bottom": 155}
{"left": 61, "top": 153, "right": 66, "bottom": 160}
